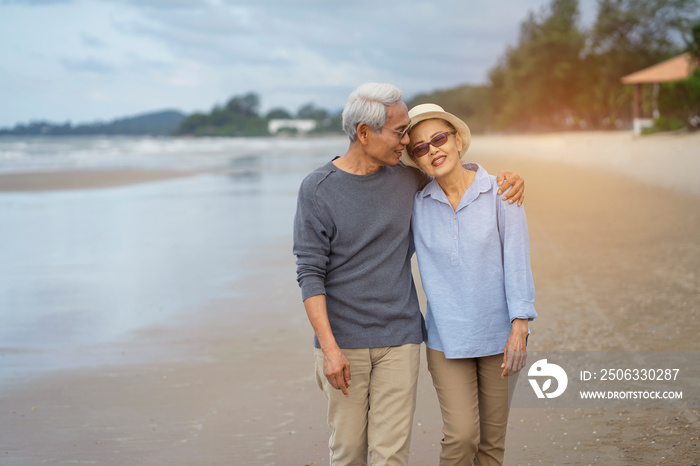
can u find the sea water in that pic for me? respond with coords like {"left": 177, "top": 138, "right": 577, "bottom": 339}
{"left": 0, "top": 136, "right": 348, "bottom": 384}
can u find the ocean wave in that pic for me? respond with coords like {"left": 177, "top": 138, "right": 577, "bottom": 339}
{"left": 0, "top": 135, "right": 347, "bottom": 173}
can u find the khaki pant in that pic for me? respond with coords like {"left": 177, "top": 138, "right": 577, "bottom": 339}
{"left": 314, "top": 344, "right": 420, "bottom": 466}
{"left": 426, "top": 348, "right": 519, "bottom": 466}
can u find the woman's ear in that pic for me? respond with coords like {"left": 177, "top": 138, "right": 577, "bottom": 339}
{"left": 454, "top": 132, "right": 463, "bottom": 153}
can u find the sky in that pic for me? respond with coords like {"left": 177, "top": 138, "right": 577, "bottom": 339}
{"left": 0, "top": 0, "right": 597, "bottom": 128}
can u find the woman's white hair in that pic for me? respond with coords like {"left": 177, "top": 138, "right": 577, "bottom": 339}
{"left": 342, "top": 83, "right": 404, "bottom": 141}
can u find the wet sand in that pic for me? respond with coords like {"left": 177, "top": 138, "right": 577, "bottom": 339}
{"left": 1, "top": 131, "right": 698, "bottom": 465}
{"left": 0, "top": 170, "right": 198, "bottom": 192}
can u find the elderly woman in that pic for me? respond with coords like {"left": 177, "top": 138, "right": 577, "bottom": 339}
{"left": 401, "top": 104, "right": 537, "bottom": 466}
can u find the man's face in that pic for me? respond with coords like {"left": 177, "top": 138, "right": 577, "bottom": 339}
{"left": 366, "top": 101, "right": 411, "bottom": 167}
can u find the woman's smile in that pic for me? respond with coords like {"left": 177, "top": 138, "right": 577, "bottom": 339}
{"left": 431, "top": 155, "right": 447, "bottom": 167}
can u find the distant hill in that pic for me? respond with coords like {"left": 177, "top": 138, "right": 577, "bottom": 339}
{"left": 0, "top": 110, "right": 187, "bottom": 136}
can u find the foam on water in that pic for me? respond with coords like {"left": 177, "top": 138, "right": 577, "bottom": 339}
{"left": 0, "top": 135, "right": 348, "bottom": 173}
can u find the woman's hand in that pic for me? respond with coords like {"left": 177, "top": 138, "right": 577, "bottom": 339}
{"left": 496, "top": 170, "right": 525, "bottom": 206}
{"left": 501, "top": 318, "right": 528, "bottom": 378}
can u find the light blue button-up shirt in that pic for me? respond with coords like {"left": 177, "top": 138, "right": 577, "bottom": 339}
{"left": 412, "top": 163, "right": 537, "bottom": 359}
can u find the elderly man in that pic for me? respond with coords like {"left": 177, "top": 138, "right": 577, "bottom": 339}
{"left": 293, "top": 83, "right": 523, "bottom": 465}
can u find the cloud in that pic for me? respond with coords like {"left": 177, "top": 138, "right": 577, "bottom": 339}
{"left": 104, "top": 0, "right": 541, "bottom": 93}
{"left": 0, "top": 0, "right": 72, "bottom": 5}
{"left": 0, "top": 0, "right": 586, "bottom": 126}
{"left": 109, "top": 3, "right": 285, "bottom": 67}
{"left": 103, "top": 1, "right": 466, "bottom": 96}
{"left": 81, "top": 33, "right": 107, "bottom": 48}
{"left": 61, "top": 57, "right": 116, "bottom": 74}
{"left": 117, "top": 0, "right": 203, "bottom": 10}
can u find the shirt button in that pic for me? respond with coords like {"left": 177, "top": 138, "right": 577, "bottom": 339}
{"left": 453, "top": 236, "right": 457, "bottom": 240}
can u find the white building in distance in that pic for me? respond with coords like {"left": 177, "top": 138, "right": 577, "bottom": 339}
{"left": 268, "top": 119, "right": 317, "bottom": 135}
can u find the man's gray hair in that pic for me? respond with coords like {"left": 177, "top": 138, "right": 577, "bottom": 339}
{"left": 342, "top": 83, "right": 404, "bottom": 141}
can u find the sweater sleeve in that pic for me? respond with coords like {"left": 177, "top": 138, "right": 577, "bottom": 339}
{"left": 293, "top": 175, "right": 333, "bottom": 301}
{"left": 496, "top": 193, "right": 537, "bottom": 322}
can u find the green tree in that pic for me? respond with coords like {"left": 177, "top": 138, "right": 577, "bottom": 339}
{"left": 407, "top": 85, "right": 493, "bottom": 133}
{"left": 265, "top": 107, "right": 293, "bottom": 119}
{"left": 209, "top": 106, "right": 231, "bottom": 126}
{"left": 585, "top": 0, "right": 699, "bottom": 127}
{"left": 310, "top": 112, "right": 343, "bottom": 134}
{"left": 174, "top": 112, "right": 210, "bottom": 135}
{"left": 225, "top": 92, "right": 260, "bottom": 117}
{"left": 657, "top": 22, "right": 700, "bottom": 130}
{"left": 297, "top": 102, "right": 329, "bottom": 120}
{"left": 489, "top": 0, "right": 585, "bottom": 130}
{"left": 688, "top": 22, "right": 700, "bottom": 59}
{"left": 175, "top": 92, "right": 269, "bottom": 136}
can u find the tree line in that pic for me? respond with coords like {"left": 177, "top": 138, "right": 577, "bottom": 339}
{"left": 411, "top": 0, "right": 700, "bottom": 133}
{"left": 173, "top": 93, "right": 342, "bottom": 137}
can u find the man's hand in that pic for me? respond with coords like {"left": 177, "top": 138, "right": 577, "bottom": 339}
{"left": 496, "top": 170, "right": 525, "bottom": 206}
{"left": 323, "top": 347, "right": 352, "bottom": 396}
{"left": 303, "top": 295, "right": 352, "bottom": 396}
{"left": 501, "top": 319, "right": 528, "bottom": 378}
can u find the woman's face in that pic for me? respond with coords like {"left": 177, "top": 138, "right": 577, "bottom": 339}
{"left": 408, "top": 119, "right": 463, "bottom": 178}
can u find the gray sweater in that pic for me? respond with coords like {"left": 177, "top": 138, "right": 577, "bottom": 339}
{"left": 293, "top": 160, "right": 428, "bottom": 349}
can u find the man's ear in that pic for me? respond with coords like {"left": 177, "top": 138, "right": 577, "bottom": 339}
{"left": 356, "top": 122, "right": 371, "bottom": 145}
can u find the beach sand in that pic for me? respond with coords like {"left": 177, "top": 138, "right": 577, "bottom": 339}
{"left": 0, "top": 169, "right": 198, "bottom": 192}
{"left": 1, "top": 131, "right": 698, "bottom": 465}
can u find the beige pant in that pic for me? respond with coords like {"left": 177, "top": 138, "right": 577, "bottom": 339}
{"left": 314, "top": 344, "right": 420, "bottom": 466}
{"left": 427, "top": 348, "right": 519, "bottom": 466}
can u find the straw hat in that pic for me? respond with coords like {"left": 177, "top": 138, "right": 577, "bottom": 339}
{"left": 400, "top": 103, "right": 471, "bottom": 169}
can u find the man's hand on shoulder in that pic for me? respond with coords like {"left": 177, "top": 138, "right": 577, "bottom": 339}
{"left": 496, "top": 170, "right": 525, "bottom": 207}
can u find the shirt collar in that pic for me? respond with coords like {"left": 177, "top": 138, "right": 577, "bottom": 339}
{"left": 420, "top": 163, "right": 493, "bottom": 206}
{"left": 471, "top": 163, "right": 494, "bottom": 195}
